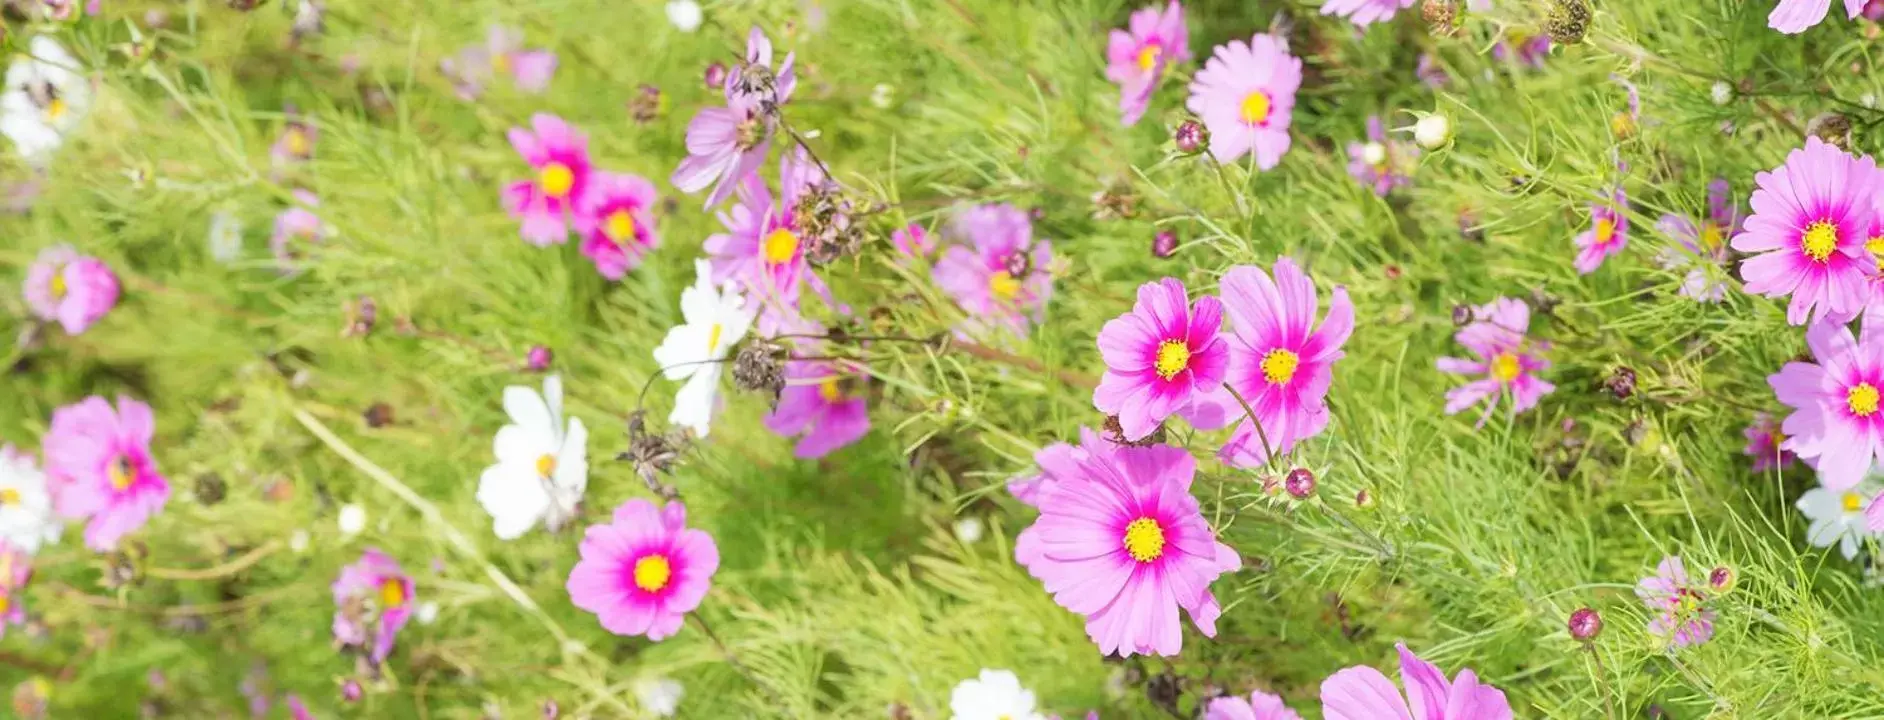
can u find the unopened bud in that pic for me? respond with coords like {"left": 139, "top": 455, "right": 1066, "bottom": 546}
{"left": 526, "top": 345, "right": 553, "bottom": 372}
{"left": 1152, "top": 230, "right": 1178, "bottom": 259}
{"left": 1567, "top": 607, "right": 1603, "bottom": 641}
{"left": 1284, "top": 467, "right": 1316, "bottom": 499}
{"left": 703, "top": 62, "right": 728, "bottom": 91}
{"left": 1174, "top": 119, "right": 1208, "bottom": 154}
{"left": 1414, "top": 114, "right": 1451, "bottom": 150}
{"left": 1708, "top": 565, "right": 1736, "bottom": 594}
{"left": 1602, "top": 366, "right": 1637, "bottom": 401}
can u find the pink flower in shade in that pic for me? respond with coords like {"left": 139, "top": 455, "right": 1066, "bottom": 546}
{"left": 268, "top": 110, "right": 316, "bottom": 173}
{"left": 23, "top": 245, "right": 118, "bottom": 335}
{"left": 1186, "top": 34, "right": 1301, "bottom": 169}
{"left": 933, "top": 203, "right": 1054, "bottom": 339}
{"left": 567, "top": 499, "right": 719, "bottom": 641}
{"left": 1092, "top": 278, "right": 1229, "bottom": 441}
{"left": 762, "top": 360, "right": 871, "bottom": 459}
{"left": 1491, "top": 31, "right": 1550, "bottom": 67}
{"left": 42, "top": 396, "right": 169, "bottom": 551}
{"left": 1416, "top": 53, "right": 1449, "bottom": 88}
{"left": 1320, "top": 0, "right": 1416, "bottom": 26}
{"left": 1733, "top": 138, "right": 1882, "bottom": 325}
{"left": 1868, "top": 0, "right": 1884, "bottom": 19}
{"left": 1743, "top": 412, "right": 1796, "bottom": 473}
{"left": 1320, "top": 643, "right": 1512, "bottom": 720}
{"left": 1769, "top": 0, "right": 1865, "bottom": 33}
{"left": 285, "top": 695, "right": 315, "bottom": 720}
{"left": 1634, "top": 556, "right": 1715, "bottom": 649}
{"left": 1437, "top": 297, "right": 1555, "bottom": 427}
{"left": 571, "top": 172, "right": 660, "bottom": 280}
{"left": 1013, "top": 429, "right": 1239, "bottom": 657}
{"left": 1104, "top": 1, "right": 1190, "bottom": 127}
{"left": 502, "top": 113, "right": 594, "bottom": 246}
{"left": 672, "top": 27, "right": 798, "bottom": 209}
{"left": 1573, "top": 187, "right": 1629, "bottom": 274}
{"left": 440, "top": 25, "right": 557, "bottom": 100}
{"left": 1183, "top": 259, "right": 1353, "bottom": 468}
{"left": 1346, "top": 116, "right": 1416, "bottom": 197}
{"left": 1767, "top": 319, "right": 1884, "bottom": 489}
{"left": 891, "top": 223, "right": 933, "bottom": 263}
{"left": 331, "top": 547, "right": 415, "bottom": 664}
{"left": 703, "top": 149, "right": 834, "bottom": 335}
{"left": 1656, "top": 178, "right": 1742, "bottom": 303}
{"left": 0, "top": 541, "right": 30, "bottom": 638}
{"left": 1205, "top": 690, "right": 1301, "bottom": 720}
{"left": 270, "top": 190, "right": 328, "bottom": 271}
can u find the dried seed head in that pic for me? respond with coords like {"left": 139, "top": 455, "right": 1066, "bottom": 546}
{"left": 1284, "top": 467, "right": 1316, "bottom": 499}
{"left": 621, "top": 411, "right": 687, "bottom": 499}
{"left": 1807, "top": 112, "right": 1853, "bottom": 151}
{"left": 1421, "top": 0, "right": 1457, "bottom": 35}
{"left": 194, "top": 474, "right": 226, "bottom": 506}
{"left": 1144, "top": 671, "right": 1182, "bottom": 714}
{"left": 731, "top": 339, "right": 787, "bottom": 400}
{"left": 342, "top": 296, "right": 377, "bottom": 338}
{"left": 629, "top": 84, "right": 665, "bottom": 125}
{"left": 1090, "top": 183, "right": 1140, "bottom": 221}
{"left": 1567, "top": 607, "right": 1603, "bottom": 641}
{"left": 1173, "top": 119, "right": 1209, "bottom": 154}
{"left": 1152, "top": 230, "right": 1179, "bottom": 259}
{"left": 1101, "top": 414, "right": 1168, "bottom": 448}
{"left": 1603, "top": 366, "right": 1637, "bottom": 401}
{"left": 1544, "top": 0, "right": 1591, "bottom": 45}
{"left": 792, "top": 185, "right": 874, "bottom": 266}
{"left": 1450, "top": 303, "right": 1473, "bottom": 327}
{"left": 363, "top": 402, "right": 395, "bottom": 428}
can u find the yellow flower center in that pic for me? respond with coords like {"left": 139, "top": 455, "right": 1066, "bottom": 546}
{"left": 1802, "top": 220, "right": 1840, "bottom": 263}
{"left": 0, "top": 594, "right": 10, "bottom": 615}
{"left": 1610, "top": 112, "right": 1635, "bottom": 138}
{"left": 535, "top": 453, "right": 556, "bottom": 479}
{"left": 1595, "top": 218, "right": 1617, "bottom": 244}
{"left": 378, "top": 579, "right": 407, "bottom": 608}
{"left": 284, "top": 127, "right": 310, "bottom": 157}
{"left": 633, "top": 554, "right": 672, "bottom": 592}
{"left": 1849, "top": 382, "right": 1880, "bottom": 417}
{"left": 491, "top": 52, "right": 511, "bottom": 75}
{"left": 762, "top": 228, "right": 799, "bottom": 265}
{"left": 1239, "top": 91, "right": 1272, "bottom": 126}
{"left": 706, "top": 323, "right": 724, "bottom": 355}
{"left": 1136, "top": 45, "right": 1162, "bottom": 72}
{"left": 0, "top": 488, "right": 20, "bottom": 506}
{"left": 48, "top": 272, "right": 66, "bottom": 299}
{"left": 1491, "top": 352, "right": 1522, "bottom": 383}
{"left": 45, "top": 97, "right": 66, "bottom": 121}
{"left": 819, "top": 378, "right": 844, "bottom": 403}
{"left": 1153, "top": 340, "right": 1191, "bottom": 380}
{"left": 1259, "top": 349, "right": 1299, "bottom": 385}
{"left": 1868, "top": 236, "right": 1884, "bottom": 271}
{"left": 1700, "top": 222, "right": 1725, "bottom": 251}
{"left": 989, "top": 270, "right": 1021, "bottom": 300}
{"left": 539, "top": 162, "right": 575, "bottom": 198}
{"left": 107, "top": 457, "right": 133, "bottom": 491}
{"left": 1122, "top": 517, "right": 1165, "bottom": 563}
{"left": 1844, "top": 492, "right": 1864, "bottom": 513}
{"left": 603, "top": 210, "right": 637, "bottom": 242}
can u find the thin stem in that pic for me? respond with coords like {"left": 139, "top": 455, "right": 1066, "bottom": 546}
{"left": 779, "top": 118, "right": 837, "bottom": 183}
{"left": 146, "top": 540, "right": 284, "bottom": 581}
{"left": 635, "top": 358, "right": 734, "bottom": 412}
{"left": 1585, "top": 645, "right": 1619, "bottom": 720}
{"left": 1220, "top": 382, "right": 1281, "bottom": 474}
{"left": 691, "top": 614, "right": 785, "bottom": 707}
{"left": 953, "top": 340, "right": 1099, "bottom": 388}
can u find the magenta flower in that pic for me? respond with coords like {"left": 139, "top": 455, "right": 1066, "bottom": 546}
{"left": 1184, "top": 259, "right": 1352, "bottom": 467}
{"left": 1437, "top": 297, "right": 1554, "bottom": 426}
{"left": 1186, "top": 34, "right": 1300, "bottom": 168}
{"left": 270, "top": 190, "right": 328, "bottom": 271}
{"left": 1104, "top": 1, "right": 1190, "bottom": 126}
{"left": 502, "top": 113, "right": 594, "bottom": 246}
{"left": 1767, "top": 320, "right": 1884, "bottom": 489}
{"left": 1743, "top": 412, "right": 1795, "bottom": 473}
{"left": 1093, "top": 278, "right": 1228, "bottom": 441}
{"left": 703, "top": 149, "right": 832, "bottom": 335}
{"left": 1770, "top": 0, "right": 1864, "bottom": 33}
{"left": 1656, "top": 178, "right": 1741, "bottom": 303}
{"left": 1345, "top": 116, "right": 1416, "bottom": 197}
{"left": 571, "top": 172, "right": 660, "bottom": 280}
{"left": 1416, "top": 53, "right": 1449, "bottom": 88}
{"left": 0, "top": 541, "right": 30, "bottom": 637}
{"left": 1320, "top": 0, "right": 1415, "bottom": 26}
{"left": 23, "top": 244, "right": 118, "bottom": 335}
{"left": 1205, "top": 690, "right": 1300, "bottom": 720}
{"left": 672, "top": 27, "right": 797, "bottom": 208}
{"left": 567, "top": 498, "right": 718, "bottom": 641}
{"left": 1573, "top": 187, "right": 1629, "bottom": 274}
{"left": 1320, "top": 643, "right": 1512, "bottom": 720}
{"left": 1635, "top": 556, "right": 1715, "bottom": 648}
{"left": 934, "top": 203, "right": 1054, "bottom": 339}
{"left": 440, "top": 25, "right": 557, "bottom": 100}
{"left": 331, "top": 547, "right": 415, "bottom": 664}
{"left": 763, "top": 360, "right": 871, "bottom": 459}
{"left": 1013, "top": 428, "right": 1239, "bottom": 657}
{"left": 891, "top": 223, "right": 933, "bottom": 264}
{"left": 43, "top": 396, "right": 168, "bottom": 551}
{"left": 1733, "top": 138, "right": 1881, "bottom": 325}
{"left": 286, "top": 695, "right": 315, "bottom": 720}
{"left": 1491, "top": 31, "right": 1550, "bottom": 67}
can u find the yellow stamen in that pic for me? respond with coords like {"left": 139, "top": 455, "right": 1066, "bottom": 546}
{"left": 1595, "top": 218, "right": 1617, "bottom": 244}
{"left": 107, "top": 457, "right": 133, "bottom": 491}
{"left": 1849, "top": 382, "right": 1880, "bottom": 417}
{"left": 48, "top": 272, "right": 66, "bottom": 300}
{"left": 0, "top": 489, "right": 20, "bottom": 506}
{"left": 603, "top": 210, "right": 637, "bottom": 242}
{"left": 1239, "top": 91, "right": 1272, "bottom": 126}
{"left": 762, "top": 228, "right": 799, "bottom": 265}
{"left": 44, "top": 97, "right": 65, "bottom": 121}
{"left": 491, "top": 53, "right": 511, "bottom": 75}
{"left": 1491, "top": 352, "right": 1522, "bottom": 383}
{"left": 1700, "top": 222, "right": 1725, "bottom": 251}
{"left": 1610, "top": 112, "right": 1636, "bottom": 139}
{"left": 1843, "top": 492, "right": 1864, "bottom": 513}
{"left": 378, "top": 579, "right": 407, "bottom": 608}
{"left": 706, "top": 324, "right": 724, "bottom": 355}
{"left": 1136, "top": 45, "right": 1162, "bottom": 72}
{"left": 1868, "top": 236, "right": 1884, "bottom": 272}
{"left": 539, "top": 162, "right": 575, "bottom": 198}
{"left": 1153, "top": 340, "right": 1191, "bottom": 381}
{"left": 819, "top": 378, "right": 844, "bottom": 403}
{"left": 1259, "top": 349, "right": 1299, "bottom": 385}
{"left": 0, "top": 594, "right": 9, "bottom": 615}
{"left": 284, "top": 127, "right": 310, "bottom": 157}
{"left": 633, "top": 554, "right": 672, "bottom": 592}
{"left": 989, "top": 271, "right": 1021, "bottom": 300}
{"left": 535, "top": 454, "right": 556, "bottom": 479}
{"left": 1802, "top": 220, "right": 1840, "bottom": 263}
{"left": 1122, "top": 517, "right": 1165, "bottom": 563}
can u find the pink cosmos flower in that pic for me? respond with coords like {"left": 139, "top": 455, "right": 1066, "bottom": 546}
{"left": 1093, "top": 278, "right": 1228, "bottom": 441}
{"left": 703, "top": 149, "right": 833, "bottom": 335}
{"left": 440, "top": 25, "right": 557, "bottom": 100}
{"left": 0, "top": 541, "right": 30, "bottom": 637}
{"left": 23, "top": 244, "right": 119, "bottom": 335}
{"left": 1491, "top": 31, "right": 1550, "bottom": 67}
{"left": 1184, "top": 259, "right": 1352, "bottom": 467}
{"left": 331, "top": 547, "right": 414, "bottom": 664}
{"left": 286, "top": 695, "right": 315, "bottom": 720}
{"left": 1437, "top": 297, "right": 1554, "bottom": 427}
{"left": 1656, "top": 178, "right": 1741, "bottom": 303}
{"left": 1767, "top": 319, "right": 1884, "bottom": 489}
{"left": 567, "top": 498, "right": 719, "bottom": 641}
{"left": 1346, "top": 116, "right": 1416, "bottom": 197}
{"left": 1635, "top": 556, "right": 1715, "bottom": 648}
{"left": 672, "top": 27, "right": 797, "bottom": 208}
{"left": 891, "top": 223, "right": 933, "bottom": 264}
{"left": 1866, "top": 493, "right": 1884, "bottom": 532}
{"left": 271, "top": 190, "right": 328, "bottom": 271}
{"left": 1416, "top": 53, "right": 1449, "bottom": 88}
{"left": 1743, "top": 412, "right": 1795, "bottom": 473}
{"left": 934, "top": 203, "right": 1054, "bottom": 339}
{"left": 1572, "top": 187, "right": 1629, "bottom": 274}
{"left": 1320, "top": 643, "right": 1512, "bottom": 720}
{"left": 1013, "top": 428, "right": 1239, "bottom": 657}
{"left": 1320, "top": 0, "right": 1415, "bottom": 26}
{"left": 1104, "top": 1, "right": 1190, "bottom": 127}
{"left": 1186, "top": 34, "right": 1301, "bottom": 168}
{"left": 43, "top": 396, "right": 169, "bottom": 551}
{"left": 1205, "top": 690, "right": 1301, "bottom": 720}
{"left": 268, "top": 109, "right": 316, "bottom": 173}
{"left": 1769, "top": 0, "right": 1865, "bottom": 33}
{"left": 1732, "top": 138, "right": 1881, "bottom": 325}
{"left": 502, "top": 113, "right": 594, "bottom": 246}
{"left": 571, "top": 172, "right": 660, "bottom": 280}
{"left": 763, "top": 360, "right": 870, "bottom": 459}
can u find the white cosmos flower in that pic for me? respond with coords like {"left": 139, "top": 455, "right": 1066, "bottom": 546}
{"left": 949, "top": 669, "right": 1043, "bottom": 720}
{"left": 0, "top": 445, "right": 61, "bottom": 554}
{"left": 665, "top": 1, "right": 703, "bottom": 32}
{"left": 477, "top": 374, "right": 589, "bottom": 539}
{"left": 633, "top": 677, "right": 684, "bottom": 717}
{"left": 1, "top": 37, "right": 92, "bottom": 167}
{"left": 652, "top": 259, "right": 753, "bottom": 438}
{"left": 1797, "top": 481, "right": 1880, "bottom": 561}
{"left": 337, "top": 503, "right": 366, "bottom": 536}
{"left": 208, "top": 210, "right": 244, "bottom": 263}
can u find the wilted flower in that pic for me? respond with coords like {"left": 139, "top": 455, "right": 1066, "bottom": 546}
{"left": 673, "top": 28, "right": 797, "bottom": 208}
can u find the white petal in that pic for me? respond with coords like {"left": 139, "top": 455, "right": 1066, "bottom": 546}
{"left": 653, "top": 323, "right": 710, "bottom": 380}
{"left": 493, "top": 424, "right": 556, "bottom": 465}
{"left": 542, "top": 374, "right": 565, "bottom": 432}
{"left": 503, "top": 385, "right": 555, "bottom": 435}
{"left": 669, "top": 368, "right": 721, "bottom": 437}
{"left": 477, "top": 463, "right": 551, "bottom": 540}
{"left": 553, "top": 417, "right": 589, "bottom": 497}
{"left": 1807, "top": 517, "right": 1844, "bottom": 548}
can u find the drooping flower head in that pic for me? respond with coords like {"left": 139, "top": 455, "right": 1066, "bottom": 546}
{"left": 1014, "top": 429, "right": 1240, "bottom": 656}
{"left": 1186, "top": 34, "right": 1301, "bottom": 169}
{"left": 1437, "top": 297, "right": 1554, "bottom": 426}
{"left": 566, "top": 499, "right": 719, "bottom": 641}
{"left": 651, "top": 259, "right": 756, "bottom": 438}
{"left": 331, "top": 547, "right": 415, "bottom": 664}
{"left": 23, "top": 244, "right": 118, "bottom": 335}
{"left": 703, "top": 149, "right": 834, "bottom": 335}
{"left": 441, "top": 25, "right": 557, "bottom": 100}
{"left": 1635, "top": 556, "right": 1715, "bottom": 649}
{"left": 0, "top": 445, "right": 61, "bottom": 555}
{"left": 1743, "top": 412, "right": 1795, "bottom": 473}
{"left": 1732, "top": 137, "right": 1881, "bottom": 325}
{"left": 1320, "top": 643, "right": 1512, "bottom": 719}
{"left": 477, "top": 375, "right": 589, "bottom": 540}
{"left": 1205, "top": 690, "right": 1301, "bottom": 720}
{"left": 1767, "top": 319, "right": 1884, "bottom": 489}
{"left": 1104, "top": 1, "right": 1190, "bottom": 126}
{"left": 1, "top": 37, "right": 91, "bottom": 166}
{"left": 1573, "top": 187, "right": 1629, "bottom": 275}
{"left": 672, "top": 27, "right": 798, "bottom": 208}
{"left": 271, "top": 189, "right": 329, "bottom": 271}
{"left": 934, "top": 203, "right": 1054, "bottom": 339}
{"left": 1796, "top": 481, "right": 1880, "bottom": 560}
{"left": 503, "top": 113, "right": 594, "bottom": 246}
{"left": 1656, "top": 178, "right": 1742, "bottom": 303}
{"left": 949, "top": 669, "right": 1045, "bottom": 720}
{"left": 572, "top": 172, "right": 661, "bottom": 280}
{"left": 763, "top": 360, "right": 870, "bottom": 459}
{"left": 43, "top": 396, "right": 169, "bottom": 552}
{"left": 1320, "top": 0, "right": 1415, "bottom": 26}
{"left": 1769, "top": 0, "right": 1865, "bottom": 33}
{"left": 1093, "top": 278, "right": 1228, "bottom": 441}
{"left": 1345, "top": 116, "right": 1416, "bottom": 197}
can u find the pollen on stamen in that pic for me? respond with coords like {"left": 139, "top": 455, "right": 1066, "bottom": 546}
{"left": 1153, "top": 339, "right": 1191, "bottom": 380}
{"left": 604, "top": 210, "right": 637, "bottom": 242}
{"left": 539, "top": 162, "right": 575, "bottom": 198}
{"left": 1491, "top": 352, "right": 1522, "bottom": 383}
{"left": 1849, "top": 382, "right": 1879, "bottom": 417}
{"left": 762, "top": 228, "right": 799, "bottom": 265}
{"left": 1240, "top": 91, "right": 1272, "bottom": 126}
{"left": 1136, "top": 45, "right": 1162, "bottom": 72}
{"left": 535, "top": 454, "right": 557, "bottom": 479}
{"left": 1121, "top": 517, "right": 1165, "bottom": 563}
{"left": 1802, "top": 220, "right": 1840, "bottom": 263}
{"left": 1843, "top": 492, "right": 1864, "bottom": 513}
{"left": 632, "top": 554, "right": 672, "bottom": 592}
{"left": 1259, "top": 349, "right": 1299, "bottom": 385}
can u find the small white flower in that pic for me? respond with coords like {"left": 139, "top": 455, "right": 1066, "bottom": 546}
{"left": 337, "top": 503, "right": 366, "bottom": 536}
{"left": 289, "top": 528, "right": 310, "bottom": 553}
{"left": 1797, "top": 482, "right": 1880, "bottom": 561}
{"left": 0, "top": 445, "right": 61, "bottom": 554}
{"left": 1360, "top": 141, "right": 1387, "bottom": 167}
{"left": 1413, "top": 114, "right": 1451, "bottom": 150}
{"left": 651, "top": 259, "right": 754, "bottom": 438}
{"left": 953, "top": 516, "right": 984, "bottom": 544}
{"left": 871, "top": 83, "right": 895, "bottom": 109}
{"left": 208, "top": 210, "right": 244, "bottom": 263}
{"left": 477, "top": 374, "right": 589, "bottom": 540}
{"left": 415, "top": 600, "right": 440, "bottom": 625}
{"left": 949, "top": 669, "right": 1043, "bottom": 720}
{"left": 633, "top": 677, "right": 684, "bottom": 717}
{"left": 1, "top": 37, "right": 92, "bottom": 167}
{"left": 1866, "top": 93, "right": 1879, "bottom": 110}
{"left": 1710, "top": 81, "right": 1733, "bottom": 106}
{"left": 665, "top": 0, "right": 703, "bottom": 32}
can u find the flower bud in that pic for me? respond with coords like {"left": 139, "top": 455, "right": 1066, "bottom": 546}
{"left": 1710, "top": 81, "right": 1733, "bottom": 106}
{"left": 526, "top": 345, "right": 553, "bottom": 372}
{"left": 1807, "top": 112, "right": 1853, "bottom": 151}
{"left": 1602, "top": 366, "right": 1637, "bottom": 401}
{"left": 703, "top": 62, "right": 728, "bottom": 91}
{"left": 1708, "top": 565, "right": 1736, "bottom": 594}
{"left": 342, "top": 680, "right": 363, "bottom": 703}
{"left": 1567, "top": 607, "right": 1603, "bottom": 641}
{"left": 1414, "top": 114, "right": 1451, "bottom": 150}
{"left": 1174, "top": 119, "right": 1208, "bottom": 154}
{"left": 1284, "top": 467, "right": 1316, "bottom": 499}
{"left": 1152, "top": 230, "right": 1179, "bottom": 259}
